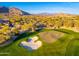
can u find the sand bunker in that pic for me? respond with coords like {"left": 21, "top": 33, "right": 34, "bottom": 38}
{"left": 38, "top": 31, "right": 64, "bottom": 43}
{"left": 20, "top": 36, "right": 42, "bottom": 50}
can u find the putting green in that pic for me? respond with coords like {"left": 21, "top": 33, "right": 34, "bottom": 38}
{"left": 38, "top": 31, "right": 65, "bottom": 43}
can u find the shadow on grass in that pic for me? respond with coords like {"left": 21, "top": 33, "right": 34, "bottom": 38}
{"left": 54, "top": 29, "right": 79, "bottom": 34}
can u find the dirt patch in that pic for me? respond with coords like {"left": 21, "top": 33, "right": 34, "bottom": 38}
{"left": 38, "top": 31, "right": 65, "bottom": 43}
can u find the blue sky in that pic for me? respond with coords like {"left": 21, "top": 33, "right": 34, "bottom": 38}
{"left": 0, "top": 2, "right": 79, "bottom": 14}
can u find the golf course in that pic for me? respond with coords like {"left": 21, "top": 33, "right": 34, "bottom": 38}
{"left": 0, "top": 29, "right": 79, "bottom": 56}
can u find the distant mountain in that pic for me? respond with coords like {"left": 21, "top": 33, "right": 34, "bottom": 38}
{"left": 33, "top": 13, "right": 53, "bottom": 15}
{"left": 0, "top": 7, "right": 9, "bottom": 13}
{"left": 33, "top": 13, "right": 79, "bottom": 17}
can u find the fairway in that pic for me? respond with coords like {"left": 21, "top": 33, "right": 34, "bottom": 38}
{"left": 66, "top": 39, "right": 79, "bottom": 56}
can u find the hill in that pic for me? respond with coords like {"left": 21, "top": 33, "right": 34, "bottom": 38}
{"left": 0, "top": 6, "right": 30, "bottom": 15}
{"left": 9, "top": 7, "right": 31, "bottom": 15}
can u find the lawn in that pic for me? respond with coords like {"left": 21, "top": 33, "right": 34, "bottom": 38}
{"left": 0, "top": 29, "right": 79, "bottom": 56}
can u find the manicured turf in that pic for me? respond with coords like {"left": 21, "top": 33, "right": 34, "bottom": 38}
{"left": 65, "top": 39, "right": 79, "bottom": 56}
{"left": 0, "top": 29, "right": 79, "bottom": 56}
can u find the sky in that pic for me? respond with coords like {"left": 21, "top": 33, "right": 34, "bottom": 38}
{"left": 0, "top": 2, "right": 79, "bottom": 14}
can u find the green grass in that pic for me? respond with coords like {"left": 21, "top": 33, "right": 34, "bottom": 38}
{"left": 0, "top": 29, "right": 79, "bottom": 56}
{"left": 65, "top": 39, "right": 79, "bottom": 56}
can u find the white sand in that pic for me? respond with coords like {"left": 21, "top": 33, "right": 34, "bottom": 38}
{"left": 20, "top": 36, "right": 42, "bottom": 50}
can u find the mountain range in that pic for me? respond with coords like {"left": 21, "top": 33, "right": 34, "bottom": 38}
{"left": 0, "top": 6, "right": 30, "bottom": 15}
{"left": 0, "top": 6, "right": 79, "bottom": 17}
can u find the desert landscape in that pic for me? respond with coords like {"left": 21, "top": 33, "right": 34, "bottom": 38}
{"left": 0, "top": 2, "right": 79, "bottom": 56}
